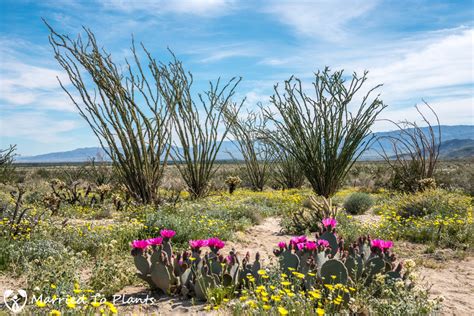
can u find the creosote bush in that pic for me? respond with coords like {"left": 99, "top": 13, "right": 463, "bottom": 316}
{"left": 343, "top": 192, "right": 374, "bottom": 215}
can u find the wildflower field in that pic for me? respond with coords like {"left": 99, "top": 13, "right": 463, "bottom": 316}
{"left": 0, "top": 10, "right": 473, "bottom": 315}
{"left": 0, "top": 161, "right": 472, "bottom": 315}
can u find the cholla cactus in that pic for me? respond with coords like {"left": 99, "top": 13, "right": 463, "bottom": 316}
{"left": 417, "top": 178, "right": 436, "bottom": 191}
{"left": 96, "top": 184, "right": 112, "bottom": 202}
{"left": 225, "top": 176, "right": 242, "bottom": 194}
{"left": 291, "top": 196, "right": 338, "bottom": 232}
{"left": 112, "top": 193, "right": 123, "bottom": 212}
{"left": 43, "top": 192, "right": 61, "bottom": 215}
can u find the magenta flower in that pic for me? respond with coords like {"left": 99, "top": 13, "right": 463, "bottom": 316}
{"left": 146, "top": 237, "right": 163, "bottom": 246}
{"left": 371, "top": 239, "right": 383, "bottom": 250}
{"left": 296, "top": 242, "right": 306, "bottom": 251}
{"left": 189, "top": 239, "right": 208, "bottom": 250}
{"left": 290, "top": 235, "right": 307, "bottom": 245}
{"left": 131, "top": 239, "right": 149, "bottom": 249}
{"left": 316, "top": 239, "right": 330, "bottom": 248}
{"left": 371, "top": 239, "right": 393, "bottom": 251}
{"left": 277, "top": 241, "right": 287, "bottom": 249}
{"left": 322, "top": 218, "right": 337, "bottom": 228}
{"left": 305, "top": 241, "right": 317, "bottom": 250}
{"left": 207, "top": 237, "right": 225, "bottom": 250}
{"left": 382, "top": 240, "right": 394, "bottom": 250}
{"left": 160, "top": 229, "right": 176, "bottom": 239}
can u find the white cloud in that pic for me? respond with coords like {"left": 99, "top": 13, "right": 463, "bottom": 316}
{"left": 194, "top": 44, "right": 258, "bottom": 63}
{"left": 373, "top": 96, "right": 474, "bottom": 131}
{"left": 366, "top": 29, "right": 474, "bottom": 100}
{"left": 0, "top": 53, "right": 75, "bottom": 112}
{"left": 101, "top": 0, "right": 236, "bottom": 17}
{"left": 263, "top": 0, "right": 378, "bottom": 41}
{"left": 0, "top": 112, "right": 79, "bottom": 143}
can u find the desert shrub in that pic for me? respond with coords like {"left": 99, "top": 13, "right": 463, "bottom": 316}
{"left": 6, "top": 239, "right": 68, "bottom": 274}
{"left": 374, "top": 189, "right": 473, "bottom": 248}
{"left": 88, "top": 241, "right": 135, "bottom": 296}
{"left": 53, "top": 221, "right": 143, "bottom": 256}
{"left": 434, "top": 160, "right": 474, "bottom": 195}
{"left": 0, "top": 186, "right": 50, "bottom": 240}
{"left": 23, "top": 251, "right": 85, "bottom": 295}
{"left": 343, "top": 192, "right": 374, "bottom": 215}
{"left": 141, "top": 211, "right": 233, "bottom": 248}
{"left": 281, "top": 195, "right": 338, "bottom": 234}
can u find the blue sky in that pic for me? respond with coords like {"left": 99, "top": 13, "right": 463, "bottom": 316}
{"left": 0, "top": 0, "right": 473, "bottom": 156}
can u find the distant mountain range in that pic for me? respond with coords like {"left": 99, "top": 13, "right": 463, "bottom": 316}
{"left": 15, "top": 125, "right": 474, "bottom": 163}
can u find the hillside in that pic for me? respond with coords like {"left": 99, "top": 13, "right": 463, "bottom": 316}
{"left": 15, "top": 125, "right": 474, "bottom": 163}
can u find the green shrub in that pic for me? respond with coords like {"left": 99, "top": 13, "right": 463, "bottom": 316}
{"left": 388, "top": 189, "right": 471, "bottom": 219}
{"left": 374, "top": 189, "right": 473, "bottom": 248}
{"left": 141, "top": 210, "right": 233, "bottom": 248}
{"left": 7, "top": 239, "right": 67, "bottom": 273}
{"left": 343, "top": 192, "right": 374, "bottom": 215}
{"left": 88, "top": 241, "right": 135, "bottom": 296}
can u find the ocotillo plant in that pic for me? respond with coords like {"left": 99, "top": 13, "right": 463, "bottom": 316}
{"left": 0, "top": 145, "right": 16, "bottom": 183}
{"left": 273, "top": 147, "right": 305, "bottom": 189}
{"left": 45, "top": 22, "right": 173, "bottom": 204}
{"left": 157, "top": 54, "right": 242, "bottom": 199}
{"left": 377, "top": 102, "right": 441, "bottom": 192}
{"left": 263, "top": 68, "right": 386, "bottom": 198}
{"left": 224, "top": 103, "right": 275, "bottom": 191}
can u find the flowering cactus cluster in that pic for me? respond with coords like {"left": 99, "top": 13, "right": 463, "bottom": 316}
{"left": 131, "top": 221, "right": 409, "bottom": 304}
{"left": 274, "top": 218, "right": 406, "bottom": 298}
{"left": 131, "top": 230, "right": 260, "bottom": 300}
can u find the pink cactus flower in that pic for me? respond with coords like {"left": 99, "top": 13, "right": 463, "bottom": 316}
{"left": 146, "top": 237, "right": 163, "bottom": 246}
{"left": 290, "top": 235, "right": 307, "bottom": 245}
{"left": 131, "top": 239, "right": 149, "bottom": 249}
{"left": 189, "top": 239, "right": 208, "bottom": 249}
{"left": 305, "top": 241, "right": 317, "bottom": 250}
{"left": 381, "top": 240, "right": 394, "bottom": 250}
{"left": 322, "top": 218, "right": 337, "bottom": 228}
{"left": 371, "top": 239, "right": 393, "bottom": 251}
{"left": 207, "top": 237, "right": 225, "bottom": 250}
{"left": 371, "top": 239, "right": 383, "bottom": 250}
{"left": 296, "top": 242, "right": 306, "bottom": 251}
{"left": 316, "top": 239, "right": 330, "bottom": 248}
{"left": 277, "top": 241, "right": 287, "bottom": 249}
{"left": 160, "top": 229, "right": 176, "bottom": 239}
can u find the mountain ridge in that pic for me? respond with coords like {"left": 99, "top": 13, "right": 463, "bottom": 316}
{"left": 15, "top": 125, "right": 474, "bottom": 163}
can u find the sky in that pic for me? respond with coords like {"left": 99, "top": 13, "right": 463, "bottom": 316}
{"left": 0, "top": 0, "right": 473, "bottom": 156}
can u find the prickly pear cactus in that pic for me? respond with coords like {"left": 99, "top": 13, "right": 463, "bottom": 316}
{"left": 321, "top": 259, "right": 348, "bottom": 285}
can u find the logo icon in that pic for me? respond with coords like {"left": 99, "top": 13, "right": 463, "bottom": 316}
{"left": 4, "top": 289, "right": 27, "bottom": 313}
